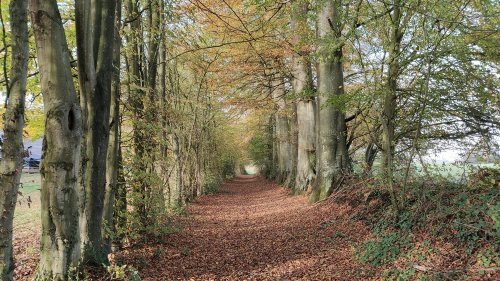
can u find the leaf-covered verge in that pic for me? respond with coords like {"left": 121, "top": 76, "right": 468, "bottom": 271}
{"left": 113, "top": 169, "right": 498, "bottom": 280}
{"left": 342, "top": 167, "right": 499, "bottom": 280}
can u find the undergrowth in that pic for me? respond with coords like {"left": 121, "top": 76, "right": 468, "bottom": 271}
{"left": 342, "top": 167, "right": 499, "bottom": 279}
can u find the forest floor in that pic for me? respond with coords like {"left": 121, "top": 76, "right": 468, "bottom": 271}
{"left": 119, "top": 175, "right": 376, "bottom": 280}
{"left": 13, "top": 174, "right": 497, "bottom": 280}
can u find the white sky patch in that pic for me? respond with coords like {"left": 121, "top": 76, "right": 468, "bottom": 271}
{"left": 426, "top": 149, "right": 462, "bottom": 163}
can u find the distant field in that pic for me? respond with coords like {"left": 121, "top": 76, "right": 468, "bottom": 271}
{"left": 354, "top": 161, "right": 499, "bottom": 183}
{"left": 413, "top": 163, "right": 499, "bottom": 182}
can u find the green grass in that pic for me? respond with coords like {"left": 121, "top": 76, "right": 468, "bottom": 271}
{"left": 14, "top": 172, "right": 42, "bottom": 236}
{"left": 413, "top": 163, "right": 499, "bottom": 182}
{"left": 19, "top": 172, "right": 41, "bottom": 194}
{"left": 354, "top": 160, "right": 499, "bottom": 183}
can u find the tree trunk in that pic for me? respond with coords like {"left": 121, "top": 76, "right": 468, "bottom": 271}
{"left": 171, "top": 133, "right": 183, "bottom": 208}
{"left": 29, "top": 0, "right": 83, "bottom": 278}
{"left": 364, "top": 142, "right": 378, "bottom": 173}
{"left": 126, "top": 0, "right": 147, "bottom": 224}
{"left": 272, "top": 76, "right": 289, "bottom": 183}
{"left": 75, "top": 0, "right": 117, "bottom": 264}
{"left": 380, "top": 0, "right": 402, "bottom": 211}
{"left": 158, "top": 0, "right": 170, "bottom": 208}
{"left": 141, "top": 0, "right": 161, "bottom": 216}
{"left": 113, "top": 148, "right": 126, "bottom": 249}
{"left": 103, "top": 0, "right": 122, "bottom": 253}
{"left": 291, "top": 0, "right": 316, "bottom": 193}
{"left": 311, "top": 0, "right": 350, "bottom": 202}
{"left": 268, "top": 114, "right": 278, "bottom": 179}
{"left": 284, "top": 102, "right": 298, "bottom": 189}
{"left": 0, "top": 0, "right": 28, "bottom": 279}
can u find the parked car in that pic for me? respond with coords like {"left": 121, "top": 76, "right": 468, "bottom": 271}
{"left": 23, "top": 157, "right": 40, "bottom": 173}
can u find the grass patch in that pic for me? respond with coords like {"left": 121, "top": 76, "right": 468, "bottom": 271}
{"left": 19, "top": 172, "right": 41, "bottom": 194}
{"left": 15, "top": 172, "right": 42, "bottom": 231}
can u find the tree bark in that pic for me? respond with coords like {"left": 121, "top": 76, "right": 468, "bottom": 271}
{"left": 291, "top": 0, "right": 316, "bottom": 193}
{"left": 364, "top": 142, "right": 378, "bottom": 173}
{"left": 311, "top": 0, "right": 350, "bottom": 202}
{"left": 113, "top": 148, "right": 126, "bottom": 249}
{"left": 269, "top": 113, "right": 278, "bottom": 179}
{"left": 263, "top": 114, "right": 276, "bottom": 178}
{"left": 159, "top": 23, "right": 171, "bottom": 208}
{"left": 75, "top": 0, "right": 117, "bottom": 264}
{"left": 0, "top": 0, "right": 28, "bottom": 279}
{"left": 126, "top": 0, "right": 147, "bottom": 224}
{"left": 380, "top": 0, "right": 403, "bottom": 211}
{"left": 103, "top": 0, "right": 122, "bottom": 253}
{"left": 171, "top": 133, "right": 183, "bottom": 208}
{"left": 272, "top": 76, "right": 289, "bottom": 183}
{"left": 284, "top": 102, "right": 298, "bottom": 189}
{"left": 140, "top": 0, "right": 161, "bottom": 216}
{"left": 29, "top": 0, "right": 83, "bottom": 278}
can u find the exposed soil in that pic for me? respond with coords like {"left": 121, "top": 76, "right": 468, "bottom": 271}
{"left": 119, "top": 175, "right": 374, "bottom": 280}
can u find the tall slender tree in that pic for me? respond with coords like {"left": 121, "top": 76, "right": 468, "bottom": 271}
{"left": 273, "top": 74, "right": 289, "bottom": 183}
{"left": 125, "top": 0, "right": 148, "bottom": 222}
{"left": 380, "top": 0, "right": 404, "bottom": 211}
{"left": 0, "top": 0, "right": 28, "bottom": 279}
{"left": 103, "top": 0, "right": 122, "bottom": 252}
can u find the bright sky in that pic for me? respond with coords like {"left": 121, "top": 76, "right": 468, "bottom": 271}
{"left": 427, "top": 149, "right": 462, "bottom": 163}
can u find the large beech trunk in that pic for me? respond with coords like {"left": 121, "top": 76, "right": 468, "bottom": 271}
{"left": 75, "top": 0, "right": 117, "bottom": 264}
{"left": 311, "top": 0, "right": 350, "bottom": 202}
{"left": 0, "top": 0, "right": 28, "bottom": 279}
{"left": 291, "top": 0, "right": 316, "bottom": 193}
{"left": 29, "top": 0, "right": 83, "bottom": 278}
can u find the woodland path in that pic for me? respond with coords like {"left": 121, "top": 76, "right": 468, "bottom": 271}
{"left": 121, "top": 175, "right": 373, "bottom": 280}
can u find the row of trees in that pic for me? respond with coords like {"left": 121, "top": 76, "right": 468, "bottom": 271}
{"left": 0, "top": 0, "right": 497, "bottom": 279}
{"left": 236, "top": 0, "right": 498, "bottom": 203}
{"left": 0, "top": 0, "right": 241, "bottom": 280}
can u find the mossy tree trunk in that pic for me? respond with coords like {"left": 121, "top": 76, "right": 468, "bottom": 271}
{"left": 272, "top": 75, "right": 289, "bottom": 183}
{"left": 126, "top": 0, "right": 148, "bottom": 224}
{"left": 291, "top": 0, "right": 316, "bottom": 193}
{"left": 380, "top": 0, "right": 403, "bottom": 211}
{"left": 284, "top": 102, "right": 298, "bottom": 189}
{"left": 103, "top": 0, "right": 122, "bottom": 253}
{"left": 29, "top": 0, "right": 83, "bottom": 278}
{"left": 75, "top": 0, "right": 117, "bottom": 264}
{"left": 0, "top": 0, "right": 28, "bottom": 279}
{"left": 311, "top": 0, "right": 350, "bottom": 202}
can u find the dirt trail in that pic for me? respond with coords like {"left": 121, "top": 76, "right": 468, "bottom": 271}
{"left": 122, "top": 175, "right": 373, "bottom": 280}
